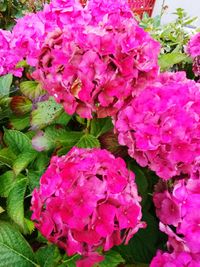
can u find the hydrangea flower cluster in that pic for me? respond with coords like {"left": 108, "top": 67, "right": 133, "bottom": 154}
{"left": 31, "top": 147, "right": 145, "bottom": 267}
{"left": 151, "top": 158, "right": 200, "bottom": 266}
{"left": 34, "top": 0, "right": 160, "bottom": 118}
{"left": 0, "top": 0, "right": 86, "bottom": 77}
{"left": 115, "top": 71, "right": 200, "bottom": 180}
{"left": 0, "top": 30, "right": 22, "bottom": 77}
{"left": 187, "top": 32, "right": 200, "bottom": 58}
{"left": 186, "top": 32, "right": 200, "bottom": 78}
{"left": 151, "top": 250, "right": 200, "bottom": 267}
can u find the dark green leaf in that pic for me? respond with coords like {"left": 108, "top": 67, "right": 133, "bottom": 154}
{"left": 76, "top": 134, "right": 100, "bottom": 148}
{"left": 32, "top": 127, "right": 84, "bottom": 151}
{"left": 0, "top": 148, "right": 16, "bottom": 167}
{"left": 7, "top": 178, "right": 28, "bottom": 231}
{"left": 0, "top": 171, "right": 15, "bottom": 197}
{"left": 0, "top": 221, "right": 38, "bottom": 267}
{"left": 4, "top": 129, "right": 33, "bottom": 154}
{"left": 99, "top": 250, "right": 125, "bottom": 267}
{"left": 54, "top": 112, "right": 71, "bottom": 126}
{"left": 115, "top": 211, "right": 159, "bottom": 264}
{"left": 13, "top": 151, "right": 38, "bottom": 176}
{"left": 36, "top": 245, "right": 62, "bottom": 267}
{"left": 58, "top": 254, "right": 81, "bottom": 267}
{"left": 90, "top": 118, "right": 113, "bottom": 137}
{"left": 27, "top": 171, "right": 42, "bottom": 192}
{"left": 128, "top": 163, "right": 148, "bottom": 205}
{"left": 10, "top": 114, "right": 30, "bottom": 130}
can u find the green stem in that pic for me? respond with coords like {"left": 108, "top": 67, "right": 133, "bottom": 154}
{"left": 86, "top": 119, "right": 91, "bottom": 133}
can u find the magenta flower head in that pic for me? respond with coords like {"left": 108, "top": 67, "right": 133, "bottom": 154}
{"left": 151, "top": 162, "right": 200, "bottom": 267}
{"left": 186, "top": 32, "right": 200, "bottom": 78}
{"left": 186, "top": 32, "right": 200, "bottom": 59}
{"left": 34, "top": 0, "right": 160, "bottom": 118}
{"left": 0, "top": 29, "right": 23, "bottom": 77}
{"left": 31, "top": 147, "right": 145, "bottom": 267}
{"left": 115, "top": 72, "right": 200, "bottom": 180}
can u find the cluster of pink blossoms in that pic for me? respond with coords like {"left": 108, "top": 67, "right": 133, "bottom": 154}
{"left": 115, "top": 71, "right": 200, "bottom": 180}
{"left": 186, "top": 32, "right": 200, "bottom": 78}
{"left": 0, "top": 30, "right": 23, "bottom": 77}
{"left": 31, "top": 147, "right": 145, "bottom": 267}
{"left": 0, "top": 0, "right": 160, "bottom": 116}
{"left": 150, "top": 158, "right": 200, "bottom": 266}
{"left": 34, "top": 0, "right": 160, "bottom": 118}
{"left": 0, "top": 0, "right": 86, "bottom": 76}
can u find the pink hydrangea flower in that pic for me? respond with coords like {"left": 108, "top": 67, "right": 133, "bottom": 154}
{"left": 186, "top": 32, "right": 200, "bottom": 58}
{"left": 31, "top": 147, "right": 145, "bottom": 266}
{"left": 115, "top": 72, "right": 200, "bottom": 179}
{"left": 0, "top": 29, "right": 22, "bottom": 77}
{"left": 0, "top": 0, "right": 160, "bottom": 89}
{"left": 34, "top": 11, "right": 160, "bottom": 118}
{"left": 0, "top": 0, "right": 86, "bottom": 76}
{"left": 152, "top": 161, "right": 200, "bottom": 266}
{"left": 186, "top": 32, "right": 200, "bottom": 78}
{"left": 150, "top": 251, "right": 200, "bottom": 267}
{"left": 86, "top": 0, "right": 135, "bottom": 25}
{"left": 10, "top": 12, "right": 46, "bottom": 67}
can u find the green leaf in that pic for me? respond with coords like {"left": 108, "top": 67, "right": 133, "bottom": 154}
{"left": 90, "top": 117, "right": 113, "bottom": 137}
{"left": 27, "top": 171, "right": 42, "bottom": 192}
{"left": 31, "top": 98, "right": 63, "bottom": 129}
{"left": 32, "top": 127, "right": 84, "bottom": 152}
{"left": 7, "top": 178, "right": 28, "bottom": 231}
{"left": 36, "top": 245, "right": 62, "bottom": 267}
{"left": 4, "top": 129, "right": 33, "bottom": 154}
{"left": 0, "top": 207, "right": 4, "bottom": 214}
{"left": 51, "top": 129, "right": 84, "bottom": 147}
{"left": 0, "top": 2, "right": 7, "bottom": 12}
{"left": 20, "top": 81, "right": 46, "bottom": 100}
{"left": 54, "top": 112, "right": 71, "bottom": 126}
{"left": 10, "top": 96, "right": 32, "bottom": 115}
{"left": 24, "top": 219, "right": 35, "bottom": 235}
{"left": 76, "top": 134, "right": 100, "bottom": 148}
{"left": 158, "top": 53, "right": 189, "bottom": 71}
{"left": 0, "top": 221, "right": 38, "bottom": 267}
{"left": 128, "top": 163, "right": 148, "bottom": 205}
{"left": 58, "top": 254, "right": 81, "bottom": 267}
{"left": 16, "top": 60, "right": 28, "bottom": 68}
{"left": 0, "top": 74, "right": 13, "bottom": 97}
{"left": 32, "top": 152, "right": 50, "bottom": 172}
{"left": 0, "top": 171, "right": 15, "bottom": 197}
{"left": 0, "top": 148, "right": 16, "bottom": 167}
{"left": 115, "top": 211, "right": 159, "bottom": 264}
{"left": 10, "top": 114, "right": 30, "bottom": 130}
{"left": 13, "top": 151, "right": 38, "bottom": 176}
{"left": 99, "top": 250, "right": 125, "bottom": 267}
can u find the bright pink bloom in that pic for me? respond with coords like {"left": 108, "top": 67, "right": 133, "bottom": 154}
{"left": 186, "top": 32, "right": 200, "bottom": 58}
{"left": 115, "top": 72, "right": 200, "bottom": 179}
{"left": 150, "top": 251, "right": 200, "bottom": 267}
{"left": 33, "top": 0, "right": 160, "bottom": 118}
{"left": 186, "top": 33, "right": 200, "bottom": 77}
{"left": 31, "top": 147, "right": 145, "bottom": 266}
{"left": 0, "top": 29, "right": 22, "bottom": 77}
{"left": 152, "top": 162, "right": 200, "bottom": 265}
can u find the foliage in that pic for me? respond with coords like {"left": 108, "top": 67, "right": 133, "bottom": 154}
{"left": 139, "top": 8, "right": 197, "bottom": 72}
{"left": 0, "top": 0, "right": 48, "bottom": 29}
